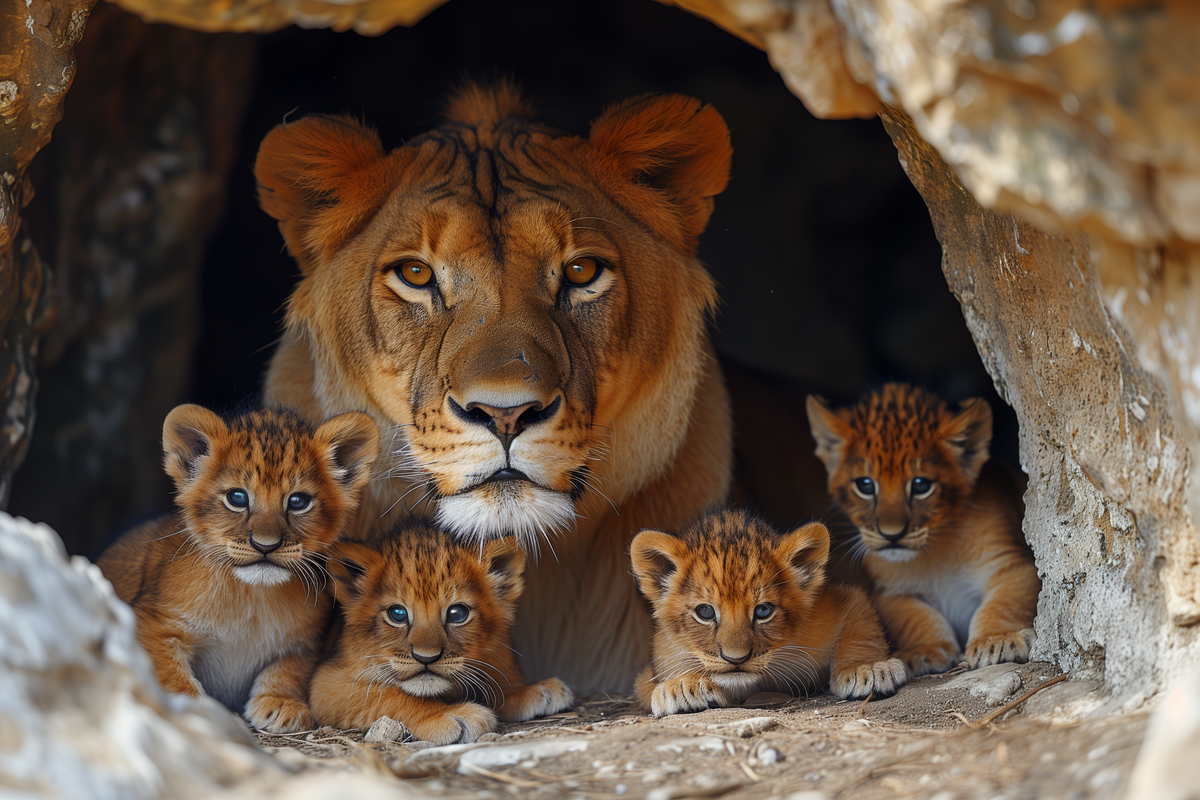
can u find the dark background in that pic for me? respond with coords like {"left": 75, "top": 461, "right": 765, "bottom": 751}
{"left": 12, "top": 0, "right": 1012, "bottom": 554}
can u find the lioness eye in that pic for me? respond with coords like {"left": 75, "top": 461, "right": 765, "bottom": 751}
{"left": 753, "top": 603, "right": 775, "bottom": 620}
{"left": 911, "top": 477, "right": 935, "bottom": 499}
{"left": 694, "top": 603, "right": 716, "bottom": 622}
{"left": 446, "top": 603, "right": 470, "bottom": 624}
{"left": 385, "top": 605, "right": 409, "bottom": 625}
{"left": 287, "top": 492, "right": 313, "bottom": 512}
{"left": 853, "top": 477, "right": 876, "bottom": 498}
{"left": 395, "top": 260, "right": 435, "bottom": 288}
{"left": 564, "top": 257, "right": 600, "bottom": 286}
{"left": 224, "top": 489, "right": 249, "bottom": 510}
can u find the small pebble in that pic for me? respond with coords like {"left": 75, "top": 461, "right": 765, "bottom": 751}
{"left": 707, "top": 716, "right": 779, "bottom": 738}
{"left": 758, "top": 746, "right": 782, "bottom": 765}
{"left": 364, "top": 716, "right": 411, "bottom": 743}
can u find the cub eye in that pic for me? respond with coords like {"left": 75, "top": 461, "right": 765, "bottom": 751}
{"left": 224, "top": 489, "right": 249, "bottom": 510}
{"left": 446, "top": 603, "right": 470, "bottom": 624}
{"left": 753, "top": 603, "right": 775, "bottom": 621}
{"left": 853, "top": 477, "right": 876, "bottom": 498}
{"left": 911, "top": 477, "right": 936, "bottom": 499}
{"left": 394, "top": 260, "right": 435, "bottom": 288}
{"left": 564, "top": 257, "right": 601, "bottom": 287}
{"left": 693, "top": 603, "right": 716, "bottom": 622}
{"left": 385, "top": 605, "right": 409, "bottom": 626}
{"left": 287, "top": 492, "right": 313, "bottom": 513}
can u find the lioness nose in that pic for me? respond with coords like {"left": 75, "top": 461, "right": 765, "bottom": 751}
{"left": 453, "top": 396, "right": 562, "bottom": 451}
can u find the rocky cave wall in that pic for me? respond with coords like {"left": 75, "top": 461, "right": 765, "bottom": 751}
{"left": 1, "top": 0, "right": 1199, "bottom": 710}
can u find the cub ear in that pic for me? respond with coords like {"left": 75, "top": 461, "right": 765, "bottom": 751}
{"left": 327, "top": 541, "right": 373, "bottom": 600}
{"left": 481, "top": 538, "right": 527, "bottom": 605}
{"left": 629, "top": 530, "right": 688, "bottom": 604}
{"left": 941, "top": 397, "right": 993, "bottom": 484}
{"left": 162, "top": 404, "right": 227, "bottom": 489}
{"left": 806, "top": 395, "right": 848, "bottom": 473}
{"left": 254, "top": 115, "right": 398, "bottom": 274}
{"left": 315, "top": 411, "right": 380, "bottom": 491}
{"left": 588, "top": 94, "right": 731, "bottom": 251}
{"left": 778, "top": 522, "right": 830, "bottom": 590}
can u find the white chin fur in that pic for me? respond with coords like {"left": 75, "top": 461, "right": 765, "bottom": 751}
{"left": 874, "top": 547, "right": 919, "bottom": 563}
{"left": 711, "top": 671, "right": 762, "bottom": 704}
{"left": 400, "top": 673, "right": 454, "bottom": 698}
{"left": 232, "top": 563, "right": 293, "bottom": 586}
{"left": 436, "top": 482, "right": 576, "bottom": 553}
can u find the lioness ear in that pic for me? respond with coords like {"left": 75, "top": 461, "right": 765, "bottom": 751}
{"left": 806, "top": 395, "right": 848, "bottom": 474}
{"left": 255, "top": 115, "right": 398, "bottom": 274}
{"left": 162, "top": 404, "right": 227, "bottom": 489}
{"left": 315, "top": 411, "right": 380, "bottom": 490}
{"left": 778, "top": 522, "right": 830, "bottom": 590}
{"left": 481, "top": 538, "right": 527, "bottom": 605}
{"left": 941, "top": 397, "right": 993, "bottom": 484}
{"left": 588, "top": 94, "right": 731, "bottom": 251}
{"left": 629, "top": 530, "right": 688, "bottom": 604}
{"left": 327, "top": 541, "right": 372, "bottom": 600}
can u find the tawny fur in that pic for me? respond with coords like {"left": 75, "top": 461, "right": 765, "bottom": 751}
{"left": 807, "top": 384, "right": 1040, "bottom": 677}
{"left": 310, "top": 519, "right": 574, "bottom": 744}
{"left": 97, "top": 405, "right": 379, "bottom": 733}
{"left": 630, "top": 507, "right": 905, "bottom": 717}
{"left": 254, "top": 81, "right": 734, "bottom": 691}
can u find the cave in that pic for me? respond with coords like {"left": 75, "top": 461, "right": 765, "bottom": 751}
{"left": 2, "top": 0, "right": 1199, "bottom": 797}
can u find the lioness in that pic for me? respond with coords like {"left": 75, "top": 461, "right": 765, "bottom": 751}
{"left": 255, "top": 83, "right": 733, "bottom": 690}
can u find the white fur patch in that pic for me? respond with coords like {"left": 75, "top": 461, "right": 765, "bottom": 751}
{"left": 232, "top": 563, "right": 293, "bottom": 586}
{"left": 400, "top": 672, "right": 454, "bottom": 698}
{"left": 436, "top": 482, "right": 576, "bottom": 552}
{"left": 710, "top": 671, "right": 763, "bottom": 703}
{"left": 874, "top": 548, "right": 919, "bottom": 563}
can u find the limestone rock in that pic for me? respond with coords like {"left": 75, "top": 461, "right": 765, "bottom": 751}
{"left": 1124, "top": 668, "right": 1200, "bottom": 800}
{"left": 108, "top": 0, "right": 447, "bottom": 35}
{"left": 0, "top": 511, "right": 281, "bottom": 798}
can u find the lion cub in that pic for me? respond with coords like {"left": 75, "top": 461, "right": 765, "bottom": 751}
{"left": 631, "top": 507, "right": 905, "bottom": 717}
{"left": 311, "top": 519, "right": 574, "bottom": 744}
{"left": 98, "top": 404, "right": 379, "bottom": 733}
{"left": 807, "top": 384, "right": 1040, "bottom": 676}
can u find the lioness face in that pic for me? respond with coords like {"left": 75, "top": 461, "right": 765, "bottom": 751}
{"left": 256, "top": 85, "right": 731, "bottom": 547}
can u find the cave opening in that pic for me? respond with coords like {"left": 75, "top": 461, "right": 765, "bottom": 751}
{"left": 10, "top": 0, "right": 1019, "bottom": 558}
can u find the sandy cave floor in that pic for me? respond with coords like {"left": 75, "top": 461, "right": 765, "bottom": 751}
{"left": 252, "top": 662, "right": 1151, "bottom": 800}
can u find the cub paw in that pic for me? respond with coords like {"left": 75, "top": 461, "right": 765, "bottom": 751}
{"left": 408, "top": 702, "right": 497, "bottom": 745}
{"left": 831, "top": 658, "right": 907, "bottom": 700}
{"left": 245, "top": 694, "right": 314, "bottom": 734}
{"left": 498, "top": 678, "right": 575, "bottom": 722}
{"left": 966, "top": 628, "right": 1035, "bottom": 669}
{"left": 894, "top": 643, "right": 960, "bottom": 677}
{"left": 649, "top": 675, "right": 727, "bottom": 718}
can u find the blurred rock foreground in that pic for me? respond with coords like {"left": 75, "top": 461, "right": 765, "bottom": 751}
{"left": 1, "top": 0, "right": 1200, "bottom": 795}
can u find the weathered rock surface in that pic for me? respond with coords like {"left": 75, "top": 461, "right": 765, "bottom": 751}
{"left": 0, "top": 0, "right": 92, "bottom": 508}
{"left": 882, "top": 106, "right": 1200, "bottom": 705}
{"left": 0, "top": 511, "right": 280, "bottom": 798}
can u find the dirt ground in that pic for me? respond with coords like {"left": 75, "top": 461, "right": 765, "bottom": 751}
{"left": 253, "top": 661, "right": 1150, "bottom": 800}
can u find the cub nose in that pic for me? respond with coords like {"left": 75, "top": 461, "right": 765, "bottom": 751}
{"left": 411, "top": 647, "right": 443, "bottom": 666}
{"left": 878, "top": 523, "right": 909, "bottom": 544}
{"left": 720, "top": 648, "right": 751, "bottom": 666}
{"left": 450, "top": 396, "right": 563, "bottom": 451}
{"left": 249, "top": 534, "right": 282, "bottom": 554}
